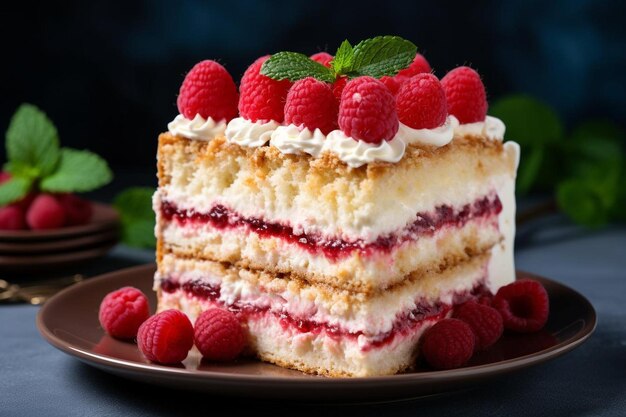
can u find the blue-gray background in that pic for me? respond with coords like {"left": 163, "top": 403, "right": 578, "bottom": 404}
{"left": 2, "top": 0, "right": 625, "bottom": 170}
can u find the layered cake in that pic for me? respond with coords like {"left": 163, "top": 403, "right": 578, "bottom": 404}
{"left": 154, "top": 37, "right": 520, "bottom": 376}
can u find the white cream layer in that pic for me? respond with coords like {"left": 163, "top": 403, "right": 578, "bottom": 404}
{"left": 224, "top": 117, "right": 279, "bottom": 147}
{"left": 167, "top": 114, "right": 227, "bottom": 140}
{"left": 454, "top": 116, "right": 506, "bottom": 141}
{"left": 396, "top": 116, "right": 459, "bottom": 147}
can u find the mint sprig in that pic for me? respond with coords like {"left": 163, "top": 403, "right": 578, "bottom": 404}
{"left": 113, "top": 187, "right": 156, "bottom": 248}
{"left": 261, "top": 35, "right": 417, "bottom": 83}
{"left": 1, "top": 103, "right": 113, "bottom": 206}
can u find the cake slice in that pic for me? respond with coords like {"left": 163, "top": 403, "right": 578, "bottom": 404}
{"left": 153, "top": 40, "right": 520, "bottom": 377}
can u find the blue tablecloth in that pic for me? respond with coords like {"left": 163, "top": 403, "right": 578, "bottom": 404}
{"left": 1, "top": 217, "right": 625, "bottom": 416}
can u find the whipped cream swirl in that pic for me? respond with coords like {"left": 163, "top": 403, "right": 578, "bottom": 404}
{"left": 168, "top": 114, "right": 227, "bottom": 141}
{"left": 323, "top": 130, "right": 406, "bottom": 168}
{"left": 396, "top": 116, "right": 459, "bottom": 147}
{"left": 225, "top": 117, "right": 280, "bottom": 147}
{"left": 454, "top": 116, "right": 506, "bottom": 141}
{"left": 269, "top": 125, "right": 326, "bottom": 157}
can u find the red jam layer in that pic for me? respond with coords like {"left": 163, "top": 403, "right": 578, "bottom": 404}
{"left": 160, "top": 278, "right": 489, "bottom": 351}
{"left": 160, "top": 194, "right": 502, "bottom": 261}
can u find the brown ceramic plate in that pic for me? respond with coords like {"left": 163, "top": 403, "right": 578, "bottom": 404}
{"left": 37, "top": 264, "right": 596, "bottom": 403}
{"left": 0, "top": 228, "right": 119, "bottom": 254}
{"left": 0, "top": 203, "right": 119, "bottom": 242}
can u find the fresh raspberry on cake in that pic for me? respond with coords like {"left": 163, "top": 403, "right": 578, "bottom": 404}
{"left": 194, "top": 308, "right": 246, "bottom": 361}
{"left": 441, "top": 66, "right": 487, "bottom": 124}
{"left": 493, "top": 279, "right": 549, "bottom": 333}
{"left": 397, "top": 53, "right": 432, "bottom": 78}
{"left": 0, "top": 205, "right": 26, "bottom": 230}
{"left": 138, "top": 309, "right": 194, "bottom": 364}
{"left": 421, "top": 318, "right": 475, "bottom": 370}
{"left": 284, "top": 77, "right": 338, "bottom": 134}
{"left": 380, "top": 75, "right": 408, "bottom": 95}
{"left": 454, "top": 301, "right": 503, "bottom": 350}
{"left": 310, "top": 52, "right": 333, "bottom": 68}
{"left": 177, "top": 60, "right": 239, "bottom": 122}
{"left": 56, "top": 193, "right": 93, "bottom": 226}
{"left": 26, "top": 194, "right": 66, "bottom": 230}
{"left": 338, "top": 76, "right": 399, "bottom": 144}
{"left": 396, "top": 73, "right": 448, "bottom": 129}
{"left": 238, "top": 56, "right": 292, "bottom": 123}
{"left": 99, "top": 287, "right": 150, "bottom": 339}
{"left": 332, "top": 76, "right": 348, "bottom": 101}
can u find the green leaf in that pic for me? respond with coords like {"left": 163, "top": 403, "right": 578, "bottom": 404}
{"left": 570, "top": 119, "right": 624, "bottom": 144}
{"left": 557, "top": 179, "right": 611, "bottom": 227}
{"left": 349, "top": 36, "right": 416, "bottom": 78}
{"left": 490, "top": 95, "right": 563, "bottom": 147}
{"left": 517, "top": 145, "right": 544, "bottom": 195}
{"left": 261, "top": 52, "right": 335, "bottom": 83}
{"left": 6, "top": 104, "right": 60, "bottom": 177}
{"left": 0, "top": 176, "right": 32, "bottom": 206}
{"left": 40, "top": 148, "right": 113, "bottom": 193}
{"left": 332, "top": 40, "right": 354, "bottom": 75}
{"left": 113, "top": 187, "right": 156, "bottom": 248}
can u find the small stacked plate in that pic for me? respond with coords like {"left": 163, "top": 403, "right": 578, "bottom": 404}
{"left": 0, "top": 203, "right": 121, "bottom": 273}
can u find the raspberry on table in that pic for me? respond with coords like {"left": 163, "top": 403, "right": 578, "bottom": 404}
{"left": 284, "top": 77, "right": 338, "bottom": 135}
{"left": 421, "top": 318, "right": 475, "bottom": 370}
{"left": 99, "top": 287, "right": 150, "bottom": 340}
{"left": 138, "top": 309, "right": 194, "bottom": 364}
{"left": 397, "top": 53, "right": 432, "bottom": 78}
{"left": 56, "top": 193, "right": 93, "bottom": 226}
{"left": 396, "top": 73, "right": 448, "bottom": 129}
{"left": 441, "top": 66, "right": 487, "bottom": 124}
{"left": 338, "top": 76, "right": 399, "bottom": 144}
{"left": 0, "top": 205, "right": 26, "bottom": 230}
{"left": 310, "top": 52, "right": 333, "bottom": 68}
{"left": 493, "top": 279, "right": 550, "bottom": 333}
{"left": 26, "top": 194, "right": 66, "bottom": 230}
{"left": 194, "top": 308, "right": 246, "bottom": 361}
{"left": 177, "top": 60, "right": 239, "bottom": 122}
{"left": 238, "top": 56, "right": 292, "bottom": 123}
{"left": 453, "top": 301, "right": 504, "bottom": 350}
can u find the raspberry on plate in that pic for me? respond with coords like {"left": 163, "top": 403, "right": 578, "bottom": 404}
{"left": 284, "top": 77, "right": 338, "bottom": 135}
{"left": 421, "top": 318, "right": 475, "bottom": 370}
{"left": 177, "top": 60, "right": 239, "bottom": 122}
{"left": 0, "top": 205, "right": 26, "bottom": 230}
{"left": 26, "top": 194, "right": 66, "bottom": 230}
{"left": 338, "top": 76, "right": 399, "bottom": 144}
{"left": 453, "top": 301, "right": 503, "bottom": 350}
{"left": 441, "top": 66, "right": 487, "bottom": 124}
{"left": 493, "top": 279, "right": 550, "bottom": 333}
{"left": 238, "top": 56, "right": 292, "bottom": 123}
{"left": 397, "top": 53, "right": 432, "bottom": 78}
{"left": 396, "top": 73, "right": 448, "bottom": 129}
{"left": 194, "top": 308, "right": 246, "bottom": 361}
{"left": 99, "top": 287, "right": 150, "bottom": 339}
{"left": 56, "top": 193, "right": 93, "bottom": 226}
{"left": 138, "top": 309, "right": 194, "bottom": 364}
{"left": 310, "top": 52, "right": 333, "bottom": 68}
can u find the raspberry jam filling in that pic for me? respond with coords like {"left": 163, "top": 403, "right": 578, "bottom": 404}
{"left": 161, "top": 194, "right": 502, "bottom": 261}
{"left": 160, "top": 278, "right": 488, "bottom": 350}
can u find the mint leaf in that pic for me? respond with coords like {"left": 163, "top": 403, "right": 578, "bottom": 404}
{"left": 517, "top": 145, "right": 544, "bottom": 195}
{"left": 557, "top": 179, "right": 611, "bottom": 227}
{"left": 6, "top": 104, "right": 60, "bottom": 177}
{"left": 350, "top": 36, "right": 416, "bottom": 78}
{"left": 40, "top": 148, "right": 112, "bottom": 192}
{"left": 332, "top": 40, "right": 354, "bottom": 75}
{"left": 261, "top": 52, "right": 335, "bottom": 83}
{"left": 114, "top": 187, "right": 156, "bottom": 248}
{"left": 0, "top": 176, "right": 32, "bottom": 206}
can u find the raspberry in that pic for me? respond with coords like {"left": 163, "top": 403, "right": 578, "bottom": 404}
{"left": 177, "top": 60, "right": 239, "bottom": 122}
{"left": 56, "top": 193, "right": 93, "bottom": 226}
{"left": 380, "top": 75, "right": 408, "bottom": 95}
{"left": 284, "top": 77, "right": 338, "bottom": 134}
{"left": 477, "top": 294, "right": 493, "bottom": 306}
{"left": 310, "top": 52, "right": 333, "bottom": 68}
{"left": 332, "top": 76, "right": 348, "bottom": 101}
{"left": 0, "top": 171, "right": 11, "bottom": 184}
{"left": 421, "top": 318, "right": 475, "bottom": 370}
{"left": 397, "top": 53, "right": 432, "bottom": 78}
{"left": 138, "top": 309, "right": 194, "bottom": 364}
{"left": 0, "top": 205, "right": 26, "bottom": 230}
{"left": 194, "top": 308, "right": 246, "bottom": 361}
{"left": 453, "top": 301, "right": 503, "bottom": 350}
{"left": 238, "top": 56, "right": 292, "bottom": 123}
{"left": 396, "top": 73, "right": 448, "bottom": 129}
{"left": 493, "top": 279, "right": 550, "bottom": 333}
{"left": 26, "top": 194, "right": 66, "bottom": 230}
{"left": 98, "top": 287, "right": 150, "bottom": 339}
{"left": 338, "top": 76, "right": 399, "bottom": 144}
{"left": 441, "top": 66, "right": 487, "bottom": 124}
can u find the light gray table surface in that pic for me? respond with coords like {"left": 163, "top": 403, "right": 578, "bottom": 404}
{"left": 1, "top": 215, "right": 625, "bottom": 416}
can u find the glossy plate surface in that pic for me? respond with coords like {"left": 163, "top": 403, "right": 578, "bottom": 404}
{"left": 37, "top": 264, "right": 596, "bottom": 403}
